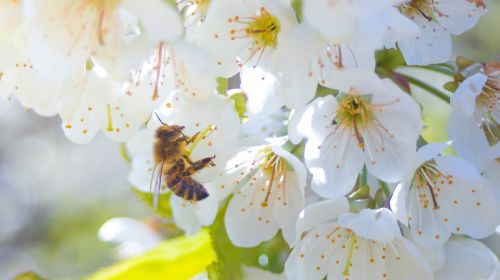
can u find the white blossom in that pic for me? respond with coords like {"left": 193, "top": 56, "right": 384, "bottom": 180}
{"left": 397, "top": 0, "right": 487, "bottom": 65}
{"left": 391, "top": 143, "right": 499, "bottom": 248}
{"left": 449, "top": 64, "right": 500, "bottom": 171}
{"left": 434, "top": 238, "right": 499, "bottom": 280}
{"left": 205, "top": 137, "right": 306, "bottom": 247}
{"left": 285, "top": 199, "right": 433, "bottom": 280}
{"left": 23, "top": 0, "right": 182, "bottom": 77}
{"left": 291, "top": 76, "right": 422, "bottom": 198}
{"left": 98, "top": 217, "right": 162, "bottom": 259}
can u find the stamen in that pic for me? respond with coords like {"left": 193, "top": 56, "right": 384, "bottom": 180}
{"left": 343, "top": 233, "right": 357, "bottom": 276}
{"left": 106, "top": 104, "right": 113, "bottom": 132}
{"left": 186, "top": 125, "right": 216, "bottom": 156}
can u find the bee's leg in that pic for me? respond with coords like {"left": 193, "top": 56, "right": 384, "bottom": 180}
{"left": 182, "top": 155, "right": 195, "bottom": 165}
{"left": 185, "top": 155, "right": 216, "bottom": 174}
{"left": 186, "top": 132, "right": 200, "bottom": 144}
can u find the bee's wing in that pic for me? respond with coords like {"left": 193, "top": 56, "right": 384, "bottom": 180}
{"left": 151, "top": 158, "right": 165, "bottom": 209}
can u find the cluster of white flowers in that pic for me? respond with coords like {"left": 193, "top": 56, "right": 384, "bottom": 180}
{"left": 2, "top": 0, "right": 498, "bottom": 279}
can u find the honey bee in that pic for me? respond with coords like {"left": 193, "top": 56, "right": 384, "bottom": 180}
{"left": 151, "top": 115, "right": 215, "bottom": 205}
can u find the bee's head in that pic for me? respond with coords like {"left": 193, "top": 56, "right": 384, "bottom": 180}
{"left": 156, "top": 125, "right": 185, "bottom": 140}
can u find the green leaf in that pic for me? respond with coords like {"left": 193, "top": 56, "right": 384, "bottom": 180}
{"left": 133, "top": 187, "right": 173, "bottom": 218}
{"left": 207, "top": 201, "right": 289, "bottom": 279}
{"left": 291, "top": 0, "right": 303, "bottom": 21}
{"left": 87, "top": 230, "right": 215, "bottom": 280}
{"left": 375, "top": 48, "right": 406, "bottom": 71}
{"left": 14, "top": 272, "right": 47, "bottom": 280}
{"left": 315, "top": 84, "right": 337, "bottom": 97}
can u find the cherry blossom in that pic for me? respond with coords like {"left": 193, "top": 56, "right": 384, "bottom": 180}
{"left": 391, "top": 143, "right": 499, "bottom": 248}
{"left": 285, "top": 199, "right": 433, "bottom": 280}
{"left": 291, "top": 76, "right": 422, "bottom": 198}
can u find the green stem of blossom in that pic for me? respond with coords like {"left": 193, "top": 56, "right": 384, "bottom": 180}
{"left": 415, "top": 65, "right": 455, "bottom": 76}
{"left": 378, "top": 181, "right": 391, "bottom": 201}
{"left": 400, "top": 73, "right": 451, "bottom": 103}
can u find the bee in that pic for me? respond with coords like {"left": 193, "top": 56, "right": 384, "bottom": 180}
{"left": 151, "top": 115, "right": 215, "bottom": 205}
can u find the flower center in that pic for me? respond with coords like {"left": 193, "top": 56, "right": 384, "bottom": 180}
{"left": 259, "top": 150, "right": 288, "bottom": 208}
{"left": 228, "top": 7, "right": 281, "bottom": 67}
{"left": 179, "top": 0, "right": 212, "bottom": 24}
{"left": 399, "top": 0, "right": 436, "bottom": 20}
{"left": 245, "top": 7, "right": 281, "bottom": 49}
{"left": 335, "top": 93, "right": 375, "bottom": 148}
{"left": 412, "top": 160, "right": 453, "bottom": 210}
{"left": 476, "top": 63, "right": 500, "bottom": 146}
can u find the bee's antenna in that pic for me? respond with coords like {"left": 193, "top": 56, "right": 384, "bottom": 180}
{"left": 155, "top": 112, "right": 168, "bottom": 126}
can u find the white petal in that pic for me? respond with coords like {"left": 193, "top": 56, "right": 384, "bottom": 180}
{"left": 435, "top": 156, "right": 499, "bottom": 239}
{"left": 240, "top": 66, "right": 284, "bottom": 115}
{"left": 435, "top": 238, "right": 498, "bottom": 280}
{"left": 406, "top": 182, "right": 452, "bottom": 248}
{"left": 121, "top": 0, "right": 183, "bottom": 41}
{"left": 286, "top": 223, "right": 345, "bottom": 280}
{"left": 224, "top": 174, "right": 279, "bottom": 247}
{"left": 61, "top": 73, "right": 117, "bottom": 144}
{"left": 272, "top": 23, "right": 324, "bottom": 108}
{"left": 295, "top": 198, "right": 349, "bottom": 238}
{"left": 128, "top": 148, "right": 155, "bottom": 192}
{"left": 416, "top": 142, "right": 449, "bottom": 168}
{"left": 433, "top": 0, "right": 487, "bottom": 35}
{"left": 448, "top": 112, "right": 492, "bottom": 171}
{"left": 0, "top": 63, "right": 61, "bottom": 116}
{"left": 450, "top": 73, "right": 487, "bottom": 116}
{"left": 390, "top": 183, "right": 410, "bottom": 225}
{"left": 306, "top": 126, "right": 365, "bottom": 199}
{"left": 170, "top": 195, "right": 202, "bottom": 235}
{"left": 169, "top": 40, "right": 217, "bottom": 101}
{"left": 398, "top": 16, "right": 452, "bottom": 65}
{"left": 365, "top": 79, "right": 422, "bottom": 182}
{"left": 385, "top": 238, "right": 434, "bottom": 280}
{"left": 272, "top": 171, "right": 305, "bottom": 246}
{"left": 338, "top": 208, "right": 402, "bottom": 243}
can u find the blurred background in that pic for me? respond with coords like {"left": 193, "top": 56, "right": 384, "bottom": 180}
{"left": 0, "top": 2, "right": 499, "bottom": 279}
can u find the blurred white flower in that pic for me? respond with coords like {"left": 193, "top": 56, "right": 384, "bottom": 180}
{"left": 391, "top": 143, "right": 499, "bottom": 248}
{"left": 397, "top": 0, "right": 487, "bottom": 65}
{"left": 285, "top": 199, "right": 433, "bottom": 280}
{"left": 0, "top": 0, "right": 24, "bottom": 32}
{"left": 449, "top": 64, "right": 500, "bottom": 171}
{"left": 177, "top": 0, "right": 212, "bottom": 41}
{"left": 434, "top": 238, "right": 499, "bottom": 280}
{"left": 303, "top": 0, "right": 418, "bottom": 47}
{"left": 291, "top": 76, "right": 422, "bottom": 198}
{"left": 23, "top": 0, "right": 182, "bottom": 77}
{"left": 98, "top": 217, "right": 162, "bottom": 259}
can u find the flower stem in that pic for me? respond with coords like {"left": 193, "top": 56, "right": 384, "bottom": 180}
{"left": 414, "top": 65, "right": 455, "bottom": 76}
{"left": 399, "top": 73, "right": 451, "bottom": 103}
